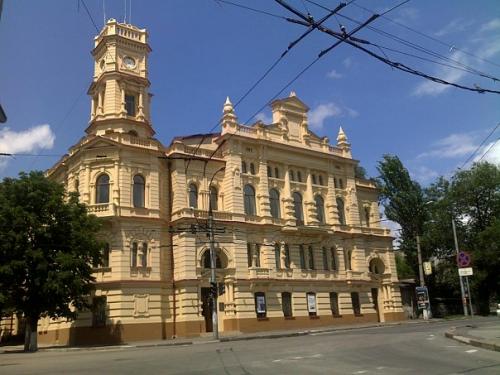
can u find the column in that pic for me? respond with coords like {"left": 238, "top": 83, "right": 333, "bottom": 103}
{"left": 326, "top": 173, "right": 339, "bottom": 224}
{"left": 283, "top": 166, "right": 295, "bottom": 225}
{"left": 137, "top": 87, "right": 145, "bottom": 121}
{"left": 257, "top": 159, "right": 271, "bottom": 217}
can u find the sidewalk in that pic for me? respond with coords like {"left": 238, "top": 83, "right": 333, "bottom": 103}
{"left": 445, "top": 320, "right": 500, "bottom": 352}
{"left": 1, "top": 318, "right": 442, "bottom": 354}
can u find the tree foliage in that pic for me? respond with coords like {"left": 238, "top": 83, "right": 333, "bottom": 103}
{"left": 377, "top": 157, "right": 500, "bottom": 315}
{"left": 0, "top": 171, "right": 102, "bottom": 351}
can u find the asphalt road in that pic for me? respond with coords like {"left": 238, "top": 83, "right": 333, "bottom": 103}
{"left": 1, "top": 318, "right": 500, "bottom": 374}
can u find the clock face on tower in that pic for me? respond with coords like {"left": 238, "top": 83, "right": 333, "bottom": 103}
{"left": 123, "top": 56, "right": 136, "bottom": 69}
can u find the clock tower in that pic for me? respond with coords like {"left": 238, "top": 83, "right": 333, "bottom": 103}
{"left": 87, "top": 18, "right": 154, "bottom": 138}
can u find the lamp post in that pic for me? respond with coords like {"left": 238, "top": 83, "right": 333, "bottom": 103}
{"left": 208, "top": 166, "right": 225, "bottom": 340}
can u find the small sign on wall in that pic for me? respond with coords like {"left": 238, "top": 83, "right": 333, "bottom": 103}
{"left": 307, "top": 293, "right": 317, "bottom": 313}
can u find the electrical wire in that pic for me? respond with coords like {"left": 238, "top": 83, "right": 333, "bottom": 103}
{"left": 184, "top": 0, "right": 348, "bottom": 174}
{"left": 349, "top": 1, "right": 500, "bottom": 69}
{"left": 306, "top": 1, "right": 500, "bottom": 83}
{"left": 476, "top": 137, "right": 499, "bottom": 163}
{"left": 459, "top": 122, "right": 500, "bottom": 169}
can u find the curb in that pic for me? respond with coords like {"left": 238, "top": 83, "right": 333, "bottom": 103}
{"left": 445, "top": 328, "right": 500, "bottom": 352}
{"left": 0, "top": 318, "right": 448, "bottom": 354}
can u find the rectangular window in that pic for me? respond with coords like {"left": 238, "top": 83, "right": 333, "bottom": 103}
{"left": 351, "top": 292, "right": 361, "bottom": 316}
{"left": 299, "top": 245, "right": 306, "bottom": 269}
{"left": 282, "top": 292, "right": 292, "bottom": 318}
{"left": 125, "top": 94, "right": 136, "bottom": 116}
{"left": 307, "top": 292, "right": 317, "bottom": 317}
{"left": 247, "top": 243, "right": 252, "bottom": 267}
{"left": 255, "top": 292, "right": 266, "bottom": 318}
{"left": 92, "top": 296, "right": 107, "bottom": 327}
{"left": 284, "top": 244, "right": 291, "bottom": 269}
{"left": 131, "top": 242, "right": 138, "bottom": 268}
{"left": 102, "top": 243, "right": 110, "bottom": 268}
{"left": 331, "top": 248, "right": 337, "bottom": 271}
{"left": 330, "top": 292, "right": 340, "bottom": 316}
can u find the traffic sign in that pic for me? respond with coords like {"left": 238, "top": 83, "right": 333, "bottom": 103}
{"left": 458, "top": 267, "right": 473, "bottom": 277}
{"left": 457, "top": 251, "right": 471, "bottom": 268}
{"left": 423, "top": 261, "right": 432, "bottom": 275}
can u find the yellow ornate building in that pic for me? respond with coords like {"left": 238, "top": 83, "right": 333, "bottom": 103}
{"left": 40, "top": 19, "right": 404, "bottom": 346}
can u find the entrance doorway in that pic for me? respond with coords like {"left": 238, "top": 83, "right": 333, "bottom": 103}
{"left": 201, "top": 287, "right": 213, "bottom": 332}
{"left": 371, "top": 288, "right": 381, "bottom": 322}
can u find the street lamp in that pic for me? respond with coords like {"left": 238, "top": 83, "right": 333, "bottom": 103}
{"left": 207, "top": 166, "right": 225, "bottom": 340}
{"left": 416, "top": 201, "right": 433, "bottom": 320}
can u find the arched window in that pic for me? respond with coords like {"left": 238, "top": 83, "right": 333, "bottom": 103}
{"left": 290, "top": 170, "right": 295, "bottom": 181}
{"left": 284, "top": 244, "right": 291, "bottom": 269}
{"left": 369, "top": 258, "right": 385, "bottom": 275}
{"left": 297, "top": 171, "right": 302, "bottom": 182}
{"left": 243, "top": 184, "right": 256, "bottom": 215}
{"left": 299, "top": 245, "right": 306, "bottom": 269}
{"left": 102, "top": 243, "right": 110, "bottom": 268}
{"left": 274, "top": 167, "right": 280, "bottom": 179}
{"left": 331, "top": 247, "right": 338, "bottom": 271}
{"left": 322, "top": 247, "right": 328, "bottom": 271}
{"left": 292, "top": 192, "right": 304, "bottom": 225}
{"left": 339, "top": 178, "right": 344, "bottom": 189}
{"left": 133, "top": 175, "right": 145, "bottom": 208}
{"left": 74, "top": 178, "right": 79, "bottom": 194}
{"left": 209, "top": 186, "right": 218, "bottom": 211}
{"left": 345, "top": 249, "right": 352, "bottom": 271}
{"left": 337, "top": 197, "right": 346, "bottom": 225}
{"left": 308, "top": 246, "right": 315, "bottom": 270}
{"left": 249, "top": 163, "right": 256, "bottom": 175}
{"left": 202, "top": 250, "right": 222, "bottom": 269}
{"left": 267, "top": 166, "right": 272, "bottom": 177}
{"left": 274, "top": 244, "right": 281, "bottom": 269}
{"left": 255, "top": 244, "right": 261, "bottom": 267}
{"left": 269, "top": 188, "right": 281, "bottom": 219}
{"left": 140, "top": 242, "right": 148, "bottom": 267}
{"left": 364, "top": 207, "right": 370, "bottom": 227}
{"left": 131, "top": 242, "right": 138, "bottom": 268}
{"left": 334, "top": 177, "right": 338, "bottom": 189}
{"left": 312, "top": 174, "right": 317, "bottom": 185}
{"left": 188, "top": 183, "right": 198, "bottom": 209}
{"left": 319, "top": 175, "right": 324, "bottom": 186}
{"left": 315, "top": 195, "right": 325, "bottom": 224}
{"left": 96, "top": 174, "right": 110, "bottom": 204}
{"left": 241, "top": 161, "right": 247, "bottom": 174}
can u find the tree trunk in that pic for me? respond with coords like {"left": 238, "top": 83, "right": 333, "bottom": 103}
{"left": 23, "top": 316, "right": 38, "bottom": 352}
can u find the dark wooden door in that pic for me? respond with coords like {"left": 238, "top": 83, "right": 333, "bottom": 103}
{"left": 201, "top": 287, "right": 213, "bottom": 332}
{"left": 371, "top": 288, "right": 380, "bottom": 322}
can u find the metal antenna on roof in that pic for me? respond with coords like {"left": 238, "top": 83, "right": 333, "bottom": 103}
{"left": 123, "top": 0, "right": 127, "bottom": 23}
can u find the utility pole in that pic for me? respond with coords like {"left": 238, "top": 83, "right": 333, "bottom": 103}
{"left": 416, "top": 234, "right": 429, "bottom": 320}
{"left": 452, "top": 218, "right": 469, "bottom": 317}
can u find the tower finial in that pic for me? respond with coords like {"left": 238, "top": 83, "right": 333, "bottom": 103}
{"left": 337, "top": 126, "right": 348, "bottom": 144}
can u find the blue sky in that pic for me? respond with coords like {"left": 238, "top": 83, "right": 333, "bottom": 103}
{"left": 1, "top": 0, "right": 499, "bottom": 184}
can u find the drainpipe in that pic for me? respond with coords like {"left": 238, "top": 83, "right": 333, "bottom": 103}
{"left": 167, "top": 159, "right": 176, "bottom": 338}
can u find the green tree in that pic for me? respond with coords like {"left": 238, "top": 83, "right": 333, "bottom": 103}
{"left": 377, "top": 155, "right": 429, "bottom": 282}
{"left": 0, "top": 171, "right": 102, "bottom": 351}
{"left": 448, "top": 163, "right": 500, "bottom": 314}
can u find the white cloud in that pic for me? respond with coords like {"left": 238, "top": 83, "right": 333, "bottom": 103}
{"left": 393, "top": 7, "right": 419, "bottom": 24}
{"left": 434, "top": 18, "right": 474, "bottom": 37}
{"left": 417, "top": 132, "right": 478, "bottom": 159}
{"left": 326, "top": 69, "right": 342, "bottom": 79}
{"left": 308, "top": 102, "right": 359, "bottom": 130}
{"left": 0, "top": 124, "right": 55, "bottom": 170}
{"left": 308, "top": 103, "right": 342, "bottom": 130}
{"left": 479, "top": 18, "right": 500, "bottom": 33}
{"left": 410, "top": 165, "right": 439, "bottom": 184}
{"left": 473, "top": 139, "right": 500, "bottom": 165}
{"left": 413, "top": 51, "right": 467, "bottom": 96}
{"left": 342, "top": 57, "right": 352, "bottom": 69}
{"left": 255, "top": 112, "right": 272, "bottom": 124}
{"left": 414, "top": 17, "right": 500, "bottom": 97}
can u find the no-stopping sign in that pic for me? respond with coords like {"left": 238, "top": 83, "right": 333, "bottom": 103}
{"left": 457, "top": 251, "right": 471, "bottom": 268}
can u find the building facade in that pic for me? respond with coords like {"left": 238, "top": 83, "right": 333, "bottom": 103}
{"left": 40, "top": 19, "right": 404, "bottom": 346}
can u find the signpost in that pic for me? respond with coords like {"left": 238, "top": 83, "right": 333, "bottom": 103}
{"left": 456, "top": 250, "right": 474, "bottom": 316}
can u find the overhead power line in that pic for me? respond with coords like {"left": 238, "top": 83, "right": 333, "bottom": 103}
{"left": 477, "top": 137, "right": 499, "bottom": 163}
{"left": 184, "top": 0, "right": 350, "bottom": 174}
{"left": 460, "top": 122, "right": 500, "bottom": 168}
{"left": 348, "top": 1, "right": 500, "bottom": 69}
